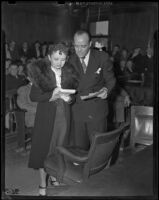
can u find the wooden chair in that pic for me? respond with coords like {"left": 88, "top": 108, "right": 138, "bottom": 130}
{"left": 6, "top": 89, "right": 32, "bottom": 150}
{"left": 14, "top": 109, "right": 32, "bottom": 150}
{"left": 130, "top": 106, "right": 153, "bottom": 149}
{"left": 49, "top": 122, "right": 130, "bottom": 184}
{"left": 6, "top": 89, "right": 18, "bottom": 133}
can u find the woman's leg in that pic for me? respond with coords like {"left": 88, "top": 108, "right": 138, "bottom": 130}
{"left": 39, "top": 168, "right": 47, "bottom": 195}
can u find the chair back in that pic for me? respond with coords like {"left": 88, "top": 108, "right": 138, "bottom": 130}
{"left": 130, "top": 106, "right": 153, "bottom": 147}
{"left": 87, "top": 123, "right": 130, "bottom": 176}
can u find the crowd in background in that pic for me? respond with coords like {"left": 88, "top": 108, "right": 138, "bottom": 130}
{"left": 94, "top": 39, "right": 154, "bottom": 107}
{"left": 5, "top": 38, "right": 154, "bottom": 131}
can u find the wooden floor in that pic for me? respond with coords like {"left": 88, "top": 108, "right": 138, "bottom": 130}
{"left": 2, "top": 130, "right": 155, "bottom": 197}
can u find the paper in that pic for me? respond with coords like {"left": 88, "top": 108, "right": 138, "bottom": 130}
{"left": 60, "top": 88, "right": 76, "bottom": 94}
{"left": 81, "top": 89, "right": 106, "bottom": 100}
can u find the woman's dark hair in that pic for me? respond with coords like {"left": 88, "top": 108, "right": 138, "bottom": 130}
{"left": 48, "top": 42, "right": 69, "bottom": 56}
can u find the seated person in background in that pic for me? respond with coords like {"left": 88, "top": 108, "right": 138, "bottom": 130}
{"left": 94, "top": 40, "right": 107, "bottom": 52}
{"left": 5, "top": 61, "right": 28, "bottom": 131}
{"left": 19, "top": 41, "right": 32, "bottom": 61}
{"left": 129, "top": 47, "right": 145, "bottom": 80}
{"left": 17, "top": 73, "right": 37, "bottom": 128}
{"left": 110, "top": 44, "right": 121, "bottom": 63}
{"left": 109, "top": 84, "right": 131, "bottom": 128}
{"left": 17, "top": 60, "right": 27, "bottom": 79}
{"left": 5, "top": 42, "right": 11, "bottom": 59}
{"left": 118, "top": 48, "right": 130, "bottom": 76}
{"left": 125, "top": 60, "right": 133, "bottom": 73}
{"left": 113, "top": 88, "right": 130, "bottom": 127}
{"left": 5, "top": 58, "right": 12, "bottom": 75}
{"left": 6, "top": 61, "right": 28, "bottom": 91}
{"left": 8, "top": 40, "right": 20, "bottom": 61}
{"left": 107, "top": 84, "right": 130, "bottom": 158}
{"left": 110, "top": 45, "right": 121, "bottom": 77}
{"left": 30, "top": 40, "right": 42, "bottom": 59}
{"left": 41, "top": 42, "right": 48, "bottom": 58}
{"left": 142, "top": 46, "right": 153, "bottom": 87}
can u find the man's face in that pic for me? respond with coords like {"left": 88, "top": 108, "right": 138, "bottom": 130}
{"left": 113, "top": 46, "right": 119, "bottom": 52}
{"left": 134, "top": 48, "right": 141, "bottom": 55}
{"left": 74, "top": 33, "right": 91, "bottom": 58}
{"left": 23, "top": 42, "right": 28, "bottom": 49}
{"left": 146, "top": 47, "right": 153, "bottom": 57}
{"left": 35, "top": 43, "right": 40, "bottom": 49}
{"left": 9, "top": 65, "right": 18, "bottom": 76}
{"left": 9, "top": 41, "right": 15, "bottom": 50}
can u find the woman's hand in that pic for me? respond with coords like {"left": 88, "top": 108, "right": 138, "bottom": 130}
{"left": 60, "top": 94, "right": 72, "bottom": 103}
{"left": 49, "top": 88, "right": 72, "bottom": 103}
{"left": 49, "top": 87, "right": 61, "bottom": 102}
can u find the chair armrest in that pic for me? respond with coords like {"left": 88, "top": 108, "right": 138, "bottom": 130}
{"left": 56, "top": 146, "right": 89, "bottom": 163}
{"left": 91, "top": 122, "right": 130, "bottom": 142}
{"left": 11, "top": 108, "right": 27, "bottom": 113}
{"left": 17, "top": 108, "right": 27, "bottom": 112}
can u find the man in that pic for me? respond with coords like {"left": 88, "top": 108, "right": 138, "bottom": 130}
{"left": 5, "top": 61, "right": 28, "bottom": 132}
{"left": 16, "top": 75, "right": 37, "bottom": 151}
{"left": 8, "top": 40, "right": 20, "bottom": 61}
{"left": 17, "top": 76, "right": 37, "bottom": 128}
{"left": 69, "top": 30, "right": 116, "bottom": 150}
{"left": 19, "top": 42, "right": 32, "bottom": 62}
{"left": 6, "top": 61, "right": 28, "bottom": 91}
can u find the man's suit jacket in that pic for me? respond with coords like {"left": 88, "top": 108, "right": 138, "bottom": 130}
{"left": 69, "top": 49, "right": 116, "bottom": 121}
{"left": 17, "top": 83, "right": 37, "bottom": 127}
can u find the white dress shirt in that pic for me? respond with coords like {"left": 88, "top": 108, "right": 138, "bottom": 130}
{"left": 80, "top": 50, "right": 90, "bottom": 67}
{"left": 51, "top": 66, "right": 61, "bottom": 88}
{"left": 51, "top": 66, "right": 70, "bottom": 102}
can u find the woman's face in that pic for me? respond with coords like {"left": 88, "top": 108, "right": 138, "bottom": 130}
{"left": 18, "top": 65, "right": 24, "bottom": 74}
{"left": 48, "top": 50, "right": 67, "bottom": 69}
{"left": 9, "top": 65, "right": 18, "bottom": 76}
{"left": 122, "top": 50, "right": 128, "bottom": 58}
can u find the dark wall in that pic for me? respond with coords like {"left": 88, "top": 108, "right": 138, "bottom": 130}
{"left": 2, "top": 2, "right": 158, "bottom": 50}
{"left": 2, "top": 4, "right": 81, "bottom": 44}
{"left": 110, "top": 6, "right": 158, "bottom": 52}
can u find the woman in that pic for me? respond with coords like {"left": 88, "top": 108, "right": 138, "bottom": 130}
{"left": 27, "top": 42, "right": 79, "bottom": 196}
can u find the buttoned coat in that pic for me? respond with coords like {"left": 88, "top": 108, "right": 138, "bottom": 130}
{"left": 69, "top": 49, "right": 116, "bottom": 122}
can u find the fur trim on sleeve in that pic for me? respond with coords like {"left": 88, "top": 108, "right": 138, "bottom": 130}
{"left": 61, "top": 63, "right": 80, "bottom": 89}
{"left": 27, "top": 58, "right": 56, "bottom": 92}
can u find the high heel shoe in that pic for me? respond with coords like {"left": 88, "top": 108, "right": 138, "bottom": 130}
{"left": 49, "top": 176, "right": 66, "bottom": 186}
{"left": 39, "top": 185, "right": 47, "bottom": 196}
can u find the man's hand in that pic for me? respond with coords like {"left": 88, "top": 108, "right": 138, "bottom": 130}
{"left": 124, "top": 96, "right": 131, "bottom": 107}
{"left": 97, "top": 87, "right": 108, "bottom": 99}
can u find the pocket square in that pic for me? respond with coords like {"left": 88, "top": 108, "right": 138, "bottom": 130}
{"left": 95, "top": 68, "right": 102, "bottom": 74}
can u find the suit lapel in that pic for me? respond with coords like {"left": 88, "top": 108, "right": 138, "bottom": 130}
{"left": 78, "top": 50, "right": 99, "bottom": 90}
{"left": 71, "top": 54, "right": 84, "bottom": 76}
{"left": 85, "top": 50, "right": 98, "bottom": 75}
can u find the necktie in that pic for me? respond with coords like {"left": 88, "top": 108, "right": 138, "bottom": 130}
{"left": 81, "top": 58, "right": 87, "bottom": 73}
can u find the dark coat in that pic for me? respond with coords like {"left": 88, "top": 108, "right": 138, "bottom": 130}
{"left": 69, "top": 49, "right": 116, "bottom": 122}
{"left": 6, "top": 74, "right": 28, "bottom": 91}
{"left": 28, "top": 61, "right": 79, "bottom": 169}
{"left": 19, "top": 47, "right": 32, "bottom": 59}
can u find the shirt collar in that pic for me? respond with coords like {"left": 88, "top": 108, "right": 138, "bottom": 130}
{"left": 80, "top": 50, "right": 91, "bottom": 66}
{"left": 51, "top": 66, "right": 61, "bottom": 75}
